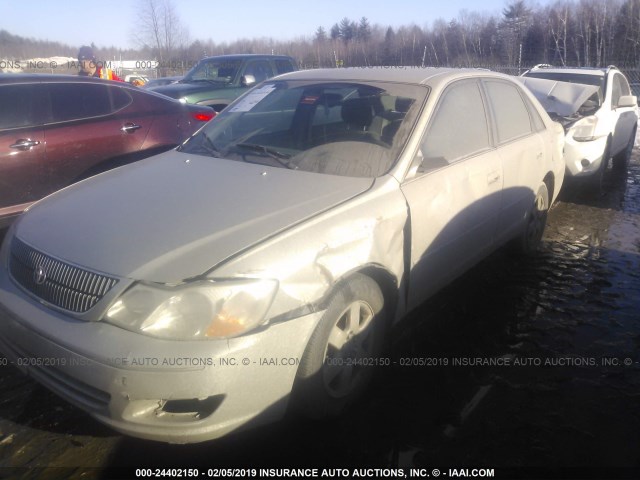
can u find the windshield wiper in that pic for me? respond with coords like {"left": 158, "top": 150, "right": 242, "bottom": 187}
{"left": 189, "top": 78, "right": 227, "bottom": 84}
{"left": 232, "top": 143, "right": 296, "bottom": 169}
{"left": 180, "top": 131, "right": 222, "bottom": 157}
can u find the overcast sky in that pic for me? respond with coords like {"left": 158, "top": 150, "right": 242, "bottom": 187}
{"left": 2, "top": 0, "right": 552, "bottom": 50}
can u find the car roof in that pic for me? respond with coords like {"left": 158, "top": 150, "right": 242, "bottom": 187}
{"left": 525, "top": 65, "right": 609, "bottom": 76}
{"left": 201, "top": 54, "right": 294, "bottom": 61}
{"left": 273, "top": 67, "right": 517, "bottom": 88}
{"left": 0, "top": 73, "right": 128, "bottom": 85}
{"left": 0, "top": 73, "right": 186, "bottom": 103}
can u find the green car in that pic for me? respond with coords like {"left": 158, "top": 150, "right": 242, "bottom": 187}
{"left": 148, "top": 54, "right": 297, "bottom": 112}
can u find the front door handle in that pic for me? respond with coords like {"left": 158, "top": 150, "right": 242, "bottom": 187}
{"left": 121, "top": 123, "right": 142, "bottom": 133}
{"left": 10, "top": 139, "right": 41, "bottom": 150}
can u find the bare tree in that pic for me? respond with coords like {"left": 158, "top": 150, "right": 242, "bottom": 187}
{"left": 9, "top": 0, "right": 640, "bottom": 73}
{"left": 133, "top": 0, "right": 189, "bottom": 67}
{"left": 549, "top": 1, "right": 570, "bottom": 65}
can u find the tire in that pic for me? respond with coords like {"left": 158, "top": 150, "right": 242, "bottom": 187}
{"left": 612, "top": 126, "right": 636, "bottom": 172}
{"left": 515, "top": 182, "right": 549, "bottom": 256}
{"left": 293, "top": 274, "right": 386, "bottom": 418}
{"left": 584, "top": 138, "right": 611, "bottom": 196}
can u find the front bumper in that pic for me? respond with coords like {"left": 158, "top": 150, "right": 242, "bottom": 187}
{"left": 563, "top": 135, "right": 608, "bottom": 177}
{"left": 0, "top": 265, "right": 322, "bottom": 443}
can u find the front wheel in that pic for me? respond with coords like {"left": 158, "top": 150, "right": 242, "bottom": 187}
{"left": 293, "top": 274, "right": 386, "bottom": 418}
{"left": 584, "top": 139, "right": 611, "bottom": 196}
{"left": 612, "top": 126, "right": 636, "bottom": 172}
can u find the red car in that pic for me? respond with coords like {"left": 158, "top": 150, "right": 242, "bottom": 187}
{"left": 0, "top": 74, "right": 215, "bottom": 228}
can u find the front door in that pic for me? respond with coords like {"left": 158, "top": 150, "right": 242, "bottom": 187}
{"left": 401, "top": 79, "right": 502, "bottom": 310}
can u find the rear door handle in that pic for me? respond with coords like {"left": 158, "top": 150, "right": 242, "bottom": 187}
{"left": 10, "top": 139, "right": 41, "bottom": 150}
{"left": 121, "top": 123, "right": 142, "bottom": 133}
{"left": 487, "top": 171, "right": 501, "bottom": 185}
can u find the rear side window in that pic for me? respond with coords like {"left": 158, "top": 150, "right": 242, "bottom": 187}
{"left": 484, "top": 81, "right": 533, "bottom": 144}
{"left": 0, "top": 84, "right": 44, "bottom": 129}
{"left": 110, "top": 86, "right": 133, "bottom": 111}
{"left": 421, "top": 80, "right": 490, "bottom": 168}
{"left": 275, "top": 59, "right": 295, "bottom": 75}
{"left": 47, "top": 83, "right": 112, "bottom": 122}
{"left": 522, "top": 94, "right": 546, "bottom": 132}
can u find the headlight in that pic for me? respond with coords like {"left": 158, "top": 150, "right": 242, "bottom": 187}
{"left": 572, "top": 115, "right": 603, "bottom": 142}
{"left": 178, "top": 97, "right": 188, "bottom": 104}
{"left": 104, "top": 279, "right": 278, "bottom": 340}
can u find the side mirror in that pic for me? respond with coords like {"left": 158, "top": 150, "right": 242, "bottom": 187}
{"left": 241, "top": 74, "right": 256, "bottom": 87}
{"left": 617, "top": 95, "right": 637, "bottom": 108}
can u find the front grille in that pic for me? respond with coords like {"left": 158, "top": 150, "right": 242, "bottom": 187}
{"left": 9, "top": 237, "right": 118, "bottom": 313}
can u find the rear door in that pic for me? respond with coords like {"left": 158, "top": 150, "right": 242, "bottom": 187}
{"left": 0, "top": 82, "right": 48, "bottom": 217}
{"left": 482, "top": 79, "right": 546, "bottom": 244}
{"left": 42, "top": 82, "right": 151, "bottom": 192}
{"left": 400, "top": 79, "right": 502, "bottom": 309}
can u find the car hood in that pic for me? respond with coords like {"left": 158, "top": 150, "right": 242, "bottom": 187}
{"left": 15, "top": 151, "right": 373, "bottom": 283}
{"left": 517, "top": 77, "right": 600, "bottom": 116}
{"left": 148, "top": 81, "right": 227, "bottom": 99}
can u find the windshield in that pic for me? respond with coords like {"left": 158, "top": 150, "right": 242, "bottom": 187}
{"left": 183, "top": 58, "right": 242, "bottom": 83}
{"left": 179, "top": 80, "right": 428, "bottom": 177}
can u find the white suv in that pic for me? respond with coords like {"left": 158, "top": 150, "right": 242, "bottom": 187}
{"left": 522, "top": 65, "right": 638, "bottom": 193}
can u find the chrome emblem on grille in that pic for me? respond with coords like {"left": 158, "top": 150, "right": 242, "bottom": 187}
{"left": 34, "top": 265, "right": 47, "bottom": 285}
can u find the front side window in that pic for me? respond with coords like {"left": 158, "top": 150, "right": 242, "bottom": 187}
{"left": 179, "top": 80, "right": 428, "bottom": 178}
{"left": 611, "top": 73, "right": 631, "bottom": 106}
{"left": 183, "top": 59, "right": 242, "bottom": 84}
{"left": 619, "top": 74, "right": 632, "bottom": 96}
{"left": 612, "top": 74, "right": 623, "bottom": 107}
{"left": 243, "top": 60, "right": 273, "bottom": 83}
{"left": 0, "top": 84, "right": 44, "bottom": 129}
{"left": 420, "top": 80, "right": 490, "bottom": 169}
{"left": 275, "top": 59, "right": 295, "bottom": 75}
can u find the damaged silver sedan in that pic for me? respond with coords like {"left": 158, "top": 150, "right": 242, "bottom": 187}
{"left": 0, "top": 68, "right": 564, "bottom": 443}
